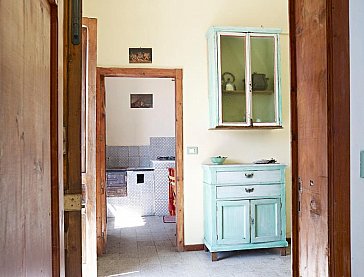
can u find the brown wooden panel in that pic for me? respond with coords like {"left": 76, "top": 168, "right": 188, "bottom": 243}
{"left": 81, "top": 25, "right": 88, "bottom": 266}
{"left": 295, "top": 0, "right": 329, "bottom": 276}
{"left": 175, "top": 69, "right": 184, "bottom": 252}
{"left": 290, "top": 0, "right": 351, "bottom": 275}
{"left": 288, "top": 0, "right": 299, "bottom": 275}
{"left": 63, "top": 0, "right": 83, "bottom": 275}
{"left": 81, "top": 27, "right": 87, "bottom": 175}
{"left": 0, "top": 0, "right": 53, "bottom": 276}
{"left": 327, "top": 0, "right": 351, "bottom": 275}
{"left": 50, "top": 1, "right": 66, "bottom": 276}
{"left": 81, "top": 17, "right": 98, "bottom": 275}
{"left": 96, "top": 72, "right": 107, "bottom": 255}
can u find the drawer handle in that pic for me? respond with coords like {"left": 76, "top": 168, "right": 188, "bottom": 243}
{"left": 245, "top": 173, "right": 254, "bottom": 178}
{"left": 245, "top": 188, "right": 254, "bottom": 193}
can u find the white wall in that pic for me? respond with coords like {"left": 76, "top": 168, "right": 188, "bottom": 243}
{"left": 350, "top": 0, "right": 364, "bottom": 274}
{"left": 105, "top": 77, "right": 175, "bottom": 146}
{"left": 83, "top": 0, "right": 291, "bottom": 244}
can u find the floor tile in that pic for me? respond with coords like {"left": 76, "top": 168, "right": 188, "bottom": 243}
{"left": 98, "top": 215, "right": 291, "bottom": 277}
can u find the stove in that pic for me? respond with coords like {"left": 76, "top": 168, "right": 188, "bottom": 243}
{"left": 156, "top": 156, "right": 175, "bottom": 161}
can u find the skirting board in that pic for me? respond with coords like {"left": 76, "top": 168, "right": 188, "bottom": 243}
{"left": 184, "top": 244, "right": 204, "bottom": 251}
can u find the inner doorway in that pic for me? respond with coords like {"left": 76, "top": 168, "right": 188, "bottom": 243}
{"left": 96, "top": 68, "right": 184, "bottom": 256}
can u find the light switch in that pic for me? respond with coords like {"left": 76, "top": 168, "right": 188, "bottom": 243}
{"left": 187, "top": 146, "right": 198, "bottom": 155}
{"left": 361, "top": 151, "right": 364, "bottom": 178}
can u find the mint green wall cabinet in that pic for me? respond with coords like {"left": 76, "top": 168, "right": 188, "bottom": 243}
{"left": 207, "top": 27, "right": 283, "bottom": 128}
{"left": 203, "top": 164, "right": 288, "bottom": 261}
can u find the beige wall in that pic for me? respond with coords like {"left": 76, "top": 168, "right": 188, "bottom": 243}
{"left": 105, "top": 77, "right": 175, "bottom": 146}
{"left": 83, "top": 0, "right": 291, "bottom": 244}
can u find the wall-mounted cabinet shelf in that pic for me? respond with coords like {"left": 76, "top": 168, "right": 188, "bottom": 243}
{"left": 207, "top": 27, "right": 283, "bottom": 128}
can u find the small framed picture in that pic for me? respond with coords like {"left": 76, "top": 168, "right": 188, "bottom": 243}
{"left": 129, "top": 48, "right": 152, "bottom": 63}
{"left": 130, "top": 94, "right": 153, "bottom": 108}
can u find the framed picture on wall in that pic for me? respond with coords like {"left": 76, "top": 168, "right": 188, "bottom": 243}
{"left": 130, "top": 94, "right": 153, "bottom": 108}
{"left": 129, "top": 48, "right": 152, "bottom": 63}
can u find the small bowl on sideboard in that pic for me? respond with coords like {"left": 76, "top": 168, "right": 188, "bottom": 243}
{"left": 210, "top": 156, "right": 227, "bottom": 165}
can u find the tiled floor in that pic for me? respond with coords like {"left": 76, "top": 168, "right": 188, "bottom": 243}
{"left": 98, "top": 216, "right": 291, "bottom": 277}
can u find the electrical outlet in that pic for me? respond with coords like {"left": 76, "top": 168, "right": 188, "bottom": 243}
{"left": 187, "top": 146, "right": 198, "bottom": 155}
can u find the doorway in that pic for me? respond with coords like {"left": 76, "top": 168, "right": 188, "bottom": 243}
{"left": 96, "top": 68, "right": 184, "bottom": 256}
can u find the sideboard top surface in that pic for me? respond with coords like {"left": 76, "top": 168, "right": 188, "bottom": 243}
{"left": 202, "top": 163, "right": 287, "bottom": 169}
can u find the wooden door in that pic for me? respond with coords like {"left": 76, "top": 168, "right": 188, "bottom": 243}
{"left": 216, "top": 200, "right": 250, "bottom": 245}
{"left": 81, "top": 18, "right": 98, "bottom": 276}
{"left": 63, "top": 0, "right": 83, "bottom": 275}
{"left": 290, "top": 0, "right": 351, "bottom": 276}
{"left": 250, "top": 199, "right": 280, "bottom": 243}
{"left": 0, "top": 0, "right": 62, "bottom": 276}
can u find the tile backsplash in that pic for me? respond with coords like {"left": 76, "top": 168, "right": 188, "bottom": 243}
{"left": 106, "top": 136, "right": 175, "bottom": 168}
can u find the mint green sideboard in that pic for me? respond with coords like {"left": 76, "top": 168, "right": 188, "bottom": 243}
{"left": 203, "top": 163, "right": 288, "bottom": 261}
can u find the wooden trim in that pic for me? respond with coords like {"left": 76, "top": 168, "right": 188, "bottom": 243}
{"left": 97, "top": 67, "right": 179, "bottom": 78}
{"left": 175, "top": 69, "right": 184, "bottom": 252}
{"left": 50, "top": 3, "right": 60, "bottom": 276}
{"left": 96, "top": 70, "right": 107, "bottom": 255}
{"left": 63, "top": 0, "right": 82, "bottom": 275}
{"left": 184, "top": 244, "right": 205, "bottom": 251}
{"left": 327, "top": 0, "right": 351, "bottom": 275}
{"left": 184, "top": 244, "right": 204, "bottom": 251}
{"left": 288, "top": 0, "right": 299, "bottom": 276}
{"left": 81, "top": 17, "right": 98, "bottom": 275}
{"left": 96, "top": 67, "right": 185, "bottom": 252}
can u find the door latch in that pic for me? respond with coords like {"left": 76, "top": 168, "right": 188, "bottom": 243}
{"left": 71, "top": 0, "right": 81, "bottom": 45}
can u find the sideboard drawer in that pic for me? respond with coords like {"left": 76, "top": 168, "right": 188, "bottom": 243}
{"left": 216, "top": 170, "right": 281, "bottom": 184}
{"left": 216, "top": 184, "right": 281, "bottom": 199}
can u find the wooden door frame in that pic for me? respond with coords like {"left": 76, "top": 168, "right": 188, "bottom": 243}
{"left": 63, "top": 0, "right": 83, "bottom": 275}
{"left": 81, "top": 17, "right": 98, "bottom": 276}
{"left": 289, "top": 0, "right": 351, "bottom": 276}
{"left": 50, "top": 1, "right": 60, "bottom": 276}
{"left": 96, "top": 68, "right": 184, "bottom": 253}
{"left": 50, "top": 0, "right": 65, "bottom": 276}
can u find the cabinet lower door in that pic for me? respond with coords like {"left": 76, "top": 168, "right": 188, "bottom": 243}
{"left": 217, "top": 200, "right": 250, "bottom": 245}
{"left": 251, "top": 198, "right": 281, "bottom": 243}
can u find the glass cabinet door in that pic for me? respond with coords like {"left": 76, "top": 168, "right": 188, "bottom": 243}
{"left": 219, "top": 34, "right": 249, "bottom": 125}
{"left": 250, "top": 35, "right": 278, "bottom": 125}
{"left": 208, "top": 27, "right": 282, "bottom": 128}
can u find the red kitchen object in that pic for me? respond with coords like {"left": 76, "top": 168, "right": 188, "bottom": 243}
{"left": 168, "top": 168, "right": 176, "bottom": 216}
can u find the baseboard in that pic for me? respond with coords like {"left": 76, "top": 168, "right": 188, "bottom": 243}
{"left": 184, "top": 244, "right": 204, "bottom": 251}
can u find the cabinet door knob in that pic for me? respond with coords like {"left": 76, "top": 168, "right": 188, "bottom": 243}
{"left": 245, "top": 188, "right": 254, "bottom": 193}
{"left": 245, "top": 173, "right": 254, "bottom": 178}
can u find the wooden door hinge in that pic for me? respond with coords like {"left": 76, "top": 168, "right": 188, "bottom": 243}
{"left": 64, "top": 193, "right": 82, "bottom": 211}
